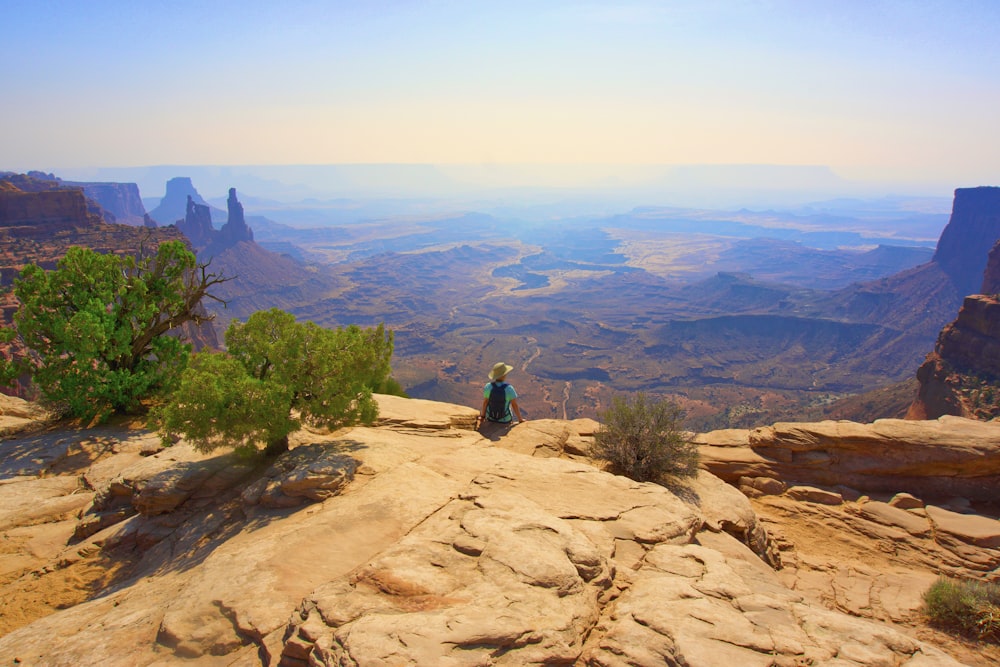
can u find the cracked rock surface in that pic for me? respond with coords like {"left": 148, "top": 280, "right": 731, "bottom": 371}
{"left": 0, "top": 396, "right": 982, "bottom": 665}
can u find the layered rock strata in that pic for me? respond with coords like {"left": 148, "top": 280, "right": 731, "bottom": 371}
{"left": 70, "top": 181, "right": 153, "bottom": 227}
{"left": 908, "top": 228, "right": 1000, "bottom": 420}
{"left": 695, "top": 416, "right": 1000, "bottom": 502}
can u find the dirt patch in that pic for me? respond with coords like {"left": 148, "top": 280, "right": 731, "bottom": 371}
{"left": 0, "top": 553, "right": 130, "bottom": 637}
{"left": 911, "top": 626, "right": 1000, "bottom": 667}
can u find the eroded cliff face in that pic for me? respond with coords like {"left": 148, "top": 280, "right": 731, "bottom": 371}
{"left": 201, "top": 186, "right": 254, "bottom": 257}
{"left": 72, "top": 181, "right": 153, "bottom": 227}
{"left": 908, "top": 208, "right": 1000, "bottom": 420}
{"left": 148, "top": 176, "right": 220, "bottom": 227}
{"left": 175, "top": 195, "right": 214, "bottom": 247}
{"left": 981, "top": 239, "right": 1000, "bottom": 295}
{"left": 162, "top": 184, "right": 335, "bottom": 335}
{"left": 932, "top": 186, "right": 1000, "bottom": 297}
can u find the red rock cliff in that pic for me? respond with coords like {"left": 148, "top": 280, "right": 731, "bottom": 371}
{"left": 907, "top": 187, "right": 1000, "bottom": 420}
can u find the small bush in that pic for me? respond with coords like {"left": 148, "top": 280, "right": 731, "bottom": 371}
{"left": 923, "top": 576, "right": 1000, "bottom": 643}
{"left": 590, "top": 393, "right": 698, "bottom": 483}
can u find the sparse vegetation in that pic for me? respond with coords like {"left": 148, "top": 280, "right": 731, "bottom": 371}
{"left": 590, "top": 392, "right": 699, "bottom": 482}
{"left": 1, "top": 241, "right": 227, "bottom": 421}
{"left": 923, "top": 576, "right": 1000, "bottom": 643}
{"left": 960, "top": 370, "right": 1000, "bottom": 419}
{"left": 154, "top": 308, "right": 394, "bottom": 457}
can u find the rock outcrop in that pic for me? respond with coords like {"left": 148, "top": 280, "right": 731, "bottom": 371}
{"left": 695, "top": 416, "right": 1000, "bottom": 502}
{"left": 0, "top": 397, "right": 982, "bottom": 665}
{"left": 981, "top": 239, "right": 1000, "bottom": 294}
{"left": 221, "top": 186, "right": 253, "bottom": 244}
{"left": 932, "top": 186, "right": 1000, "bottom": 297}
{"left": 1, "top": 172, "right": 154, "bottom": 228}
{"left": 201, "top": 187, "right": 254, "bottom": 258}
{"left": 0, "top": 187, "right": 96, "bottom": 242}
{"left": 147, "top": 176, "right": 222, "bottom": 228}
{"left": 175, "top": 194, "right": 214, "bottom": 247}
{"left": 0, "top": 178, "right": 185, "bottom": 281}
{"left": 908, "top": 294, "right": 1000, "bottom": 419}
{"left": 70, "top": 181, "right": 154, "bottom": 227}
{"left": 908, "top": 212, "right": 1000, "bottom": 420}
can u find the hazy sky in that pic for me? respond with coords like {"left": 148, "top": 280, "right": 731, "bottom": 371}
{"left": 3, "top": 0, "right": 999, "bottom": 188}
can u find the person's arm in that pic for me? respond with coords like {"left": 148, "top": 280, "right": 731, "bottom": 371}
{"left": 510, "top": 398, "right": 525, "bottom": 422}
{"left": 478, "top": 396, "right": 489, "bottom": 425}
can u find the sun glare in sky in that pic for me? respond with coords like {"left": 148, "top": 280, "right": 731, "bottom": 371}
{"left": 2, "top": 0, "right": 999, "bottom": 188}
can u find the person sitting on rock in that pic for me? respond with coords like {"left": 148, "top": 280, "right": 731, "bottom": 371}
{"left": 478, "top": 362, "right": 526, "bottom": 427}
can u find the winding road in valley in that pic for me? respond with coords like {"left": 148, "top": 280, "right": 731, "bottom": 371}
{"left": 521, "top": 341, "right": 571, "bottom": 420}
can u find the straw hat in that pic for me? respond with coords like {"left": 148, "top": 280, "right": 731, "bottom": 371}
{"left": 488, "top": 362, "right": 514, "bottom": 381}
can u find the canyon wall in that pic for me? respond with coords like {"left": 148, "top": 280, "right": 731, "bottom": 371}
{"left": 932, "top": 186, "right": 1000, "bottom": 296}
{"left": 908, "top": 192, "right": 1000, "bottom": 420}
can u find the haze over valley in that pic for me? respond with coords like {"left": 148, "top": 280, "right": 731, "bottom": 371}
{"left": 38, "top": 166, "right": 961, "bottom": 430}
{"left": 7, "top": 3, "right": 1000, "bottom": 664}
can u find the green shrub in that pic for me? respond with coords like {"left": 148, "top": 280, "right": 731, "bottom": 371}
{"left": 590, "top": 393, "right": 698, "bottom": 483}
{"left": 923, "top": 576, "right": 1000, "bottom": 643}
{"left": 154, "top": 308, "right": 394, "bottom": 457}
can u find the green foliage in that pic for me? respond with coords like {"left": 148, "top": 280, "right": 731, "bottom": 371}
{"left": 155, "top": 308, "right": 394, "bottom": 457}
{"left": 0, "top": 325, "right": 20, "bottom": 387}
{"left": 923, "top": 576, "right": 1000, "bottom": 643}
{"left": 590, "top": 393, "right": 699, "bottom": 483}
{"left": 5, "top": 241, "right": 226, "bottom": 421}
{"left": 374, "top": 375, "right": 408, "bottom": 398}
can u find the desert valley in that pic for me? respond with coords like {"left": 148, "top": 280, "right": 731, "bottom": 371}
{"left": 0, "top": 166, "right": 999, "bottom": 665}
{"left": 8, "top": 168, "right": 983, "bottom": 429}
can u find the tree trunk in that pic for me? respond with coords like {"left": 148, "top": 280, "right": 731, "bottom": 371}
{"left": 263, "top": 435, "right": 289, "bottom": 457}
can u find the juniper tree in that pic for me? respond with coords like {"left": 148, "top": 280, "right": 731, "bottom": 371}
{"left": 1, "top": 241, "right": 227, "bottom": 421}
{"left": 155, "top": 308, "right": 394, "bottom": 457}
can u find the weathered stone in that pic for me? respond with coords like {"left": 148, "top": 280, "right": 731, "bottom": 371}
{"left": 786, "top": 485, "right": 843, "bottom": 505}
{"left": 0, "top": 477, "right": 91, "bottom": 532}
{"left": 889, "top": 491, "right": 925, "bottom": 510}
{"left": 926, "top": 504, "right": 1000, "bottom": 548}
{"left": 697, "top": 416, "right": 1000, "bottom": 501}
{"left": 581, "top": 543, "right": 966, "bottom": 667}
{"left": 121, "top": 446, "right": 246, "bottom": 516}
{"left": 751, "top": 476, "right": 786, "bottom": 495}
{"left": 242, "top": 445, "right": 359, "bottom": 509}
{"left": 852, "top": 500, "right": 932, "bottom": 537}
{"left": 375, "top": 393, "right": 479, "bottom": 430}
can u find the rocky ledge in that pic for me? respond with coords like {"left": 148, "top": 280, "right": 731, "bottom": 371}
{"left": 696, "top": 416, "right": 1000, "bottom": 502}
{"left": 0, "top": 395, "right": 993, "bottom": 665}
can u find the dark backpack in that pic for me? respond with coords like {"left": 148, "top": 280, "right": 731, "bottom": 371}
{"left": 486, "top": 381, "right": 510, "bottom": 421}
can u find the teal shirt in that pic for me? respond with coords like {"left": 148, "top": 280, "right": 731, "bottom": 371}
{"left": 483, "top": 381, "right": 518, "bottom": 422}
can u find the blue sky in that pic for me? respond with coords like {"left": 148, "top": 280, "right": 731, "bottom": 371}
{"left": 3, "top": 0, "right": 999, "bottom": 189}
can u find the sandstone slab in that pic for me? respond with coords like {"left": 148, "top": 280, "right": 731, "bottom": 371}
{"left": 926, "top": 504, "right": 1000, "bottom": 548}
{"left": 786, "top": 485, "right": 843, "bottom": 505}
{"left": 853, "top": 500, "right": 933, "bottom": 537}
{"left": 696, "top": 416, "right": 1000, "bottom": 501}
